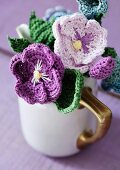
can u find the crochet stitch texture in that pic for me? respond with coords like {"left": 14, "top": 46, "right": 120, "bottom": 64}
{"left": 43, "top": 6, "right": 72, "bottom": 21}
{"left": 8, "top": 37, "right": 30, "bottom": 53}
{"left": 101, "top": 57, "right": 120, "bottom": 93}
{"left": 55, "top": 69, "right": 84, "bottom": 113}
{"left": 53, "top": 13, "right": 107, "bottom": 73}
{"left": 89, "top": 56, "right": 115, "bottom": 79}
{"left": 29, "top": 12, "right": 55, "bottom": 51}
{"left": 10, "top": 43, "right": 64, "bottom": 104}
{"left": 102, "top": 47, "right": 117, "bottom": 58}
{"left": 77, "top": 0, "right": 108, "bottom": 19}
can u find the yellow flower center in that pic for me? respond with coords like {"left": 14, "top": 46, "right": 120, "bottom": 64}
{"left": 72, "top": 40, "right": 82, "bottom": 51}
{"left": 33, "top": 70, "right": 42, "bottom": 80}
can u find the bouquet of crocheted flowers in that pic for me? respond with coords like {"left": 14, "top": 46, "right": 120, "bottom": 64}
{"left": 8, "top": 0, "right": 117, "bottom": 114}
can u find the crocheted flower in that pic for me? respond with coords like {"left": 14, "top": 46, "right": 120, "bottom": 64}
{"left": 43, "top": 6, "right": 72, "bottom": 21}
{"left": 53, "top": 13, "right": 107, "bottom": 73}
{"left": 77, "top": 0, "right": 108, "bottom": 19}
{"left": 89, "top": 56, "right": 115, "bottom": 79}
{"left": 101, "top": 57, "right": 120, "bottom": 93}
{"left": 10, "top": 43, "right": 64, "bottom": 104}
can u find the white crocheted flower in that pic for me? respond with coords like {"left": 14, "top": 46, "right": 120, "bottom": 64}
{"left": 52, "top": 13, "right": 107, "bottom": 73}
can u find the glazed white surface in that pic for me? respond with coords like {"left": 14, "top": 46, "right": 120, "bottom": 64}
{"left": 19, "top": 78, "right": 97, "bottom": 157}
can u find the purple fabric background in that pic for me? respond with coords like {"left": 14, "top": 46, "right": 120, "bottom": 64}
{"left": 0, "top": 0, "right": 120, "bottom": 170}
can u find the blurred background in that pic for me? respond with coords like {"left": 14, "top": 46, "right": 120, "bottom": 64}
{"left": 0, "top": 0, "right": 120, "bottom": 170}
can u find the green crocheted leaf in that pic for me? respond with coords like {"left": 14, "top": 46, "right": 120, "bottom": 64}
{"left": 29, "top": 11, "right": 55, "bottom": 51}
{"left": 102, "top": 47, "right": 117, "bottom": 58}
{"left": 8, "top": 37, "right": 30, "bottom": 53}
{"left": 55, "top": 69, "right": 84, "bottom": 114}
{"left": 94, "top": 13, "right": 103, "bottom": 25}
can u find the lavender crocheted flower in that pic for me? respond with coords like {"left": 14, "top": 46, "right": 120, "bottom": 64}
{"left": 52, "top": 13, "right": 107, "bottom": 73}
{"left": 10, "top": 44, "right": 64, "bottom": 104}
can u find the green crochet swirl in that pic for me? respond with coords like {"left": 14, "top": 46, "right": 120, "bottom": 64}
{"left": 55, "top": 69, "right": 84, "bottom": 114}
{"left": 29, "top": 11, "right": 55, "bottom": 51}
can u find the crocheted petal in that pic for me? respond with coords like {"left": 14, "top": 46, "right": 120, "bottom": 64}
{"left": 53, "top": 13, "right": 87, "bottom": 39}
{"left": 44, "top": 69, "right": 62, "bottom": 102}
{"left": 54, "top": 34, "right": 86, "bottom": 69}
{"left": 53, "top": 53, "right": 65, "bottom": 78}
{"left": 54, "top": 35, "right": 90, "bottom": 70}
{"left": 10, "top": 53, "right": 21, "bottom": 74}
{"left": 54, "top": 37, "right": 73, "bottom": 67}
{"left": 15, "top": 81, "right": 36, "bottom": 104}
{"left": 15, "top": 81, "right": 47, "bottom": 104}
{"left": 22, "top": 44, "right": 54, "bottom": 70}
{"left": 82, "top": 20, "right": 107, "bottom": 64}
{"left": 52, "top": 19, "right": 62, "bottom": 39}
{"left": 10, "top": 54, "right": 34, "bottom": 82}
{"left": 55, "top": 69, "right": 84, "bottom": 114}
{"left": 34, "top": 82, "right": 47, "bottom": 104}
{"left": 89, "top": 56, "right": 115, "bottom": 79}
{"left": 79, "top": 65, "right": 89, "bottom": 73}
{"left": 63, "top": 13, "right": 87, "bottom": 38}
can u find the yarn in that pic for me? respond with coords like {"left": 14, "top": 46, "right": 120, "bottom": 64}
{"left": 8, "top": 37, "right": 30, "bottom": 53}
{"left": 77, "top": 0, "right": 108, "bottom": 19}
{"left": 53, "top": 13, "right": 107, "bottom": 73}
{"left": 29, "top": 11, "right": 55, "bottom": 51}
{"left": 10, "top": 43, "right": 64, "bottom": 104}
{"left": 43, "top": 6, "right": 72, "bottom": 21}
{"left": 55, "top": 69, "right": 84, "bottom": 114}
{"left": 89, "top": 56, "right": 115, "bottom": 79}
{"left": 102, "top": 47, "right": 117, "bottom": 58}
{"left": 101, "top": 57, "right": 120, "bottom": 93}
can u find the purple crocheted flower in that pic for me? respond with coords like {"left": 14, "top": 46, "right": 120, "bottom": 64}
{"left": 89, "top": 56, "right": 115, "bottom": 79}
{"left": 52, "top": 13, "right": 107, "bottom": 73}
{"left": 10, "top": 43, "right": 64, "bottom": 104}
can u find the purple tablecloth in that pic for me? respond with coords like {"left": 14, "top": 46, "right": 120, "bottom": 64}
{"left": 0, "top": 0, "right": 120, "bottom": 170}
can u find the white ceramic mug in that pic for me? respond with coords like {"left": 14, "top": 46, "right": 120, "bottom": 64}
{"left": 16, "top": 26, "right": 112, "bottom": 157}
{"left": 18, "top": 78, "right": 112, "bottom": 157}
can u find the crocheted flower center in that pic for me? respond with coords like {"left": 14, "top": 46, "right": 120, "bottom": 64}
{"left": 33, "top": 70, "right": 42, "bottom": 81}
{"left": 72, "top": 40, "right": 82, "bottom": 51}
{"left": 32, "top": 60, "right": 51, "bottom": 86}
{"left": 74, "top": 30, "right": 94, "bottom": 54}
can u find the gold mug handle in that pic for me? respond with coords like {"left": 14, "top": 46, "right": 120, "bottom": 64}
{"left": 77, "top": 87, "right": 112, "bottom": 149}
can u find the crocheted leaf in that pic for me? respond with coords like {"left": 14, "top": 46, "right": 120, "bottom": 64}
{"left": 8, "top": 37, "right": 30, "bottom": 53}
{"left": 94, "top": 13, "right": 103, "bottom": 24}
{"left": 55, "top": 69, "right": 84, "bottom": 114}
{"left": 102, "top": 47, "right": 117, "bottom": 58}
{"left": 29, "top": 11, "right": 55, "bottom": 51}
